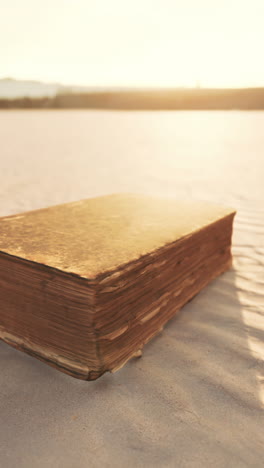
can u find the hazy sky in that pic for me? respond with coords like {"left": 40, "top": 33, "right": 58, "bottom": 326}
{"left": 1, "top": 0, "right": 264, "bottom": 87}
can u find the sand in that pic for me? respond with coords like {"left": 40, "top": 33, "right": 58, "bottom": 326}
{"left": 0, "top": 110, "right": 263, "bottom": 467}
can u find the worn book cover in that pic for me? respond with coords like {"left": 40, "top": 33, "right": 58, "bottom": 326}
{"left": 0, "top": 194, "right": 236, "bottom": 379}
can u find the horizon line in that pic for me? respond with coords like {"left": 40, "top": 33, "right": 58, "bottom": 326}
{"left": 1, "top": 76, "right": 264, "bottom": 91}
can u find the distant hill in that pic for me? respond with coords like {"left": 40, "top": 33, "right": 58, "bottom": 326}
{"left": 0, "top": 78, "right": 94, "bottom": 99}
{"left": 0, "top": 78, "right": 60, "bottom": 98}
{"left": 1, "top": 79, "right": 264, "bottom": 109}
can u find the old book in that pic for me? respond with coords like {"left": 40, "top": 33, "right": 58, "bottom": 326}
{"left": 0, "top": 194, "right": 235, "bottom": 380}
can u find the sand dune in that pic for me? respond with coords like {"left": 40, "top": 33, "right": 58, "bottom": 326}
{"left": 0, "top": 111, "right": 263, "bottom": 467}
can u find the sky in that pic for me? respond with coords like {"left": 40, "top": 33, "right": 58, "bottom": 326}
{"left": 1, "top": 0, "right": 264, "bottom": 88}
